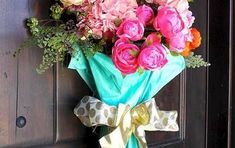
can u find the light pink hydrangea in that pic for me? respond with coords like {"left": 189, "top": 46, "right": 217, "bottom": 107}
{"left": 85, "top": 0, "right": 138, "bottom": 38}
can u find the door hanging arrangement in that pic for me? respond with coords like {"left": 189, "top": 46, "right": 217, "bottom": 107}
{"left": 16, "top": 0, "right": 210, "bottom": 147}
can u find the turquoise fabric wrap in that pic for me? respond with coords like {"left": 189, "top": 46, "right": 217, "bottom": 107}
{"left": 68, "top": 43, "right": 186, "bottom": 148}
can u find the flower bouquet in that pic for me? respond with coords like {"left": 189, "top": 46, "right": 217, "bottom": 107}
{"left": 17, "top": 0, "right": 210, "bottom": 147}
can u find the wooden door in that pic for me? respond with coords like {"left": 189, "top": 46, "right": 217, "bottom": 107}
{"left": 0, "top": 0, "right": 233, "bottom": 148}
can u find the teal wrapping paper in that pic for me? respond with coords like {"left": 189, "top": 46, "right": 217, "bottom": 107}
{"left": 68, "top": 43, "right": 185, "bottom": 148}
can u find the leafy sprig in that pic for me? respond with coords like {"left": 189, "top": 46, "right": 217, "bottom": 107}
{"left": 24, "top": 17, "right": 78, "bottom": 74}
{"left": 50, "top": 3, "right": 63, "bottom": 20}
{"left": 185, "top": 52, "right": 210, "bottom": 68}
{"left": 79, "top": 39, "right": 105, "bottom": 58}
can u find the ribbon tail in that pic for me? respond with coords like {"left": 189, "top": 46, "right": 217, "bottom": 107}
{"left": 99, "top": 111, "right": 133, "bottom": 148}
{"left": 144, "top": 110, "right": 179, "bottom": 131}
{"left": 143, "top": 99, "right": 179, "bottom": 131}
{"left": 99, "top": 126, "right": 130, "bottom": 148}
{"left": 134, "top": 126, "right": 148, "bottom": 148}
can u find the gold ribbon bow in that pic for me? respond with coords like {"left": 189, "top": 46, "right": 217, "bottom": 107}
{"left": 74, "top": 96, "right": 179, "bottom": 148}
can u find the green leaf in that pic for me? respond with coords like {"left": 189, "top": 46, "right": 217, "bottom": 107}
{"left": 169, "top": 51, "right": 180, "bottom": 57}
{"left": 129, "top": 49, "right": 139, "bottom": 57}
{"left": 137, "top": 67, "right": 145, "bottom": 75}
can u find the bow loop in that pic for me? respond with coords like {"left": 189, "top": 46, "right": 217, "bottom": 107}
{"left": 131, "top": 104, "right": 150, "bottom": 126}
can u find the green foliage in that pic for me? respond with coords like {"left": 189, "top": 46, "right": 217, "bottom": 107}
{"left": 137, "top": 67, "right": 145, "bottom": 75}
{"left": 185, "top": 52, "right": 210, "bottom": 68}
{"left": 79, "top": 39, "right": 104, "bottom": 58}
{"left": 27, "top": 17, "right": 40, "bottom": 36}
{"left": 129, "top": 50, "right": 139, "bottom": 57}
{"left": 13, "top": 36, "right": 37, "bottom": 57}
{"left": 50, "top": 3, "right": 63, "bottom": 20}
{"left": 169, "top": 51, "right": 180, "bottom": 57}
{"left": 25, "top": 17, "right": 78, "bottom": 74}
{"left": 16, "top": 15, "right": 105, "bottom": 74}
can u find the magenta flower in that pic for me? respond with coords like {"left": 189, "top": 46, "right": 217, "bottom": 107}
{"left": 114, "top": 37, "right": 130, "bottom": 47}
{"left": 154, "top": 6, "right": 184, "bottom": 39}
{"left": 168, "top": 33, "right": 186, "bottom": 52}
{"left": 117, "top": 19, "right": 144, "bottom": 41}
{"left": 142, "top": 33, "right": 161, "bottom": 49}
{"left": 138, "top": 43, "right": 168, "bottom": 70}
{"left": 153, "top": 6, "right": 190, "bottom": 52}
{"left": 136, "top": 5, "right": 154, "bottom": 26}
{"left": 112, "top": 38, "right": 140, "bottom": 74}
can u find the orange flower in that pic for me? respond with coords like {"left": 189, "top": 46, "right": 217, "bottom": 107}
{"left": 189, "top": 28, "right": 202, "bottom": 50}
{"left": 181, "top": 42, "right": 191, "bottom": 57}
{"left": 180, "top": 28, "right": 202, "bottom": 57}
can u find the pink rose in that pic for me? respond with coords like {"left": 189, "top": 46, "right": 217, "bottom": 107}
{"left": 142, "top": 33, "right": 161, "bottom": 49}
{"left": 168, "top": 33, "right": 186, "bottom": 52}
{"left": 136, "top": 5, "right": 154, "bottom": 26}
{"left": 116, "top": 20, "right": 144, "bottom": 41}
{"left": 112, "top": 38, "right": 140, "bottom": 74}
{"left": 154, "top": 6, "right": 184, "bottom": 39}
{"left": 114, "top": 37, "right": 130, "bottom": 47}
{"left": 138, "top": 43, "right": 168, "bottom": 70}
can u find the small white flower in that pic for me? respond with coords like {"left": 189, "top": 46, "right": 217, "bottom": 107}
{"left": 60, "top": 0, "right": 84, "bottom": 7}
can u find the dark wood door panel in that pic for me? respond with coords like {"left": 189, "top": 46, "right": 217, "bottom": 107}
{"left": 184, "top": 0, "right": 208, "bottom": 147}
{"left": 16, "top": 47, "right": 54, "bottom": 146}
{"left": 14, "top": 0, "right": 55, "bottom": 146}
{"left": 0, "top": 0, "right": 55, "bottom": 147}
{"left": 0, "top": 0, "right": 38, "bottom": 146}
{"left": 55, "top": 64, "right": 91, "bottom": 143}
{"left": 2, "top": 0, "right": 232, "bottom": 147}
{"left": 0, "top": 0, "right": 19, "bottom": 145}
{"left": 146, "top": 75, "right": 185, "bottom": 146}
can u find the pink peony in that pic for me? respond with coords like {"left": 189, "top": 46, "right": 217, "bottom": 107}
{"left": 149, "top": 0, "right": 194, "bottom": 42}
{"left": 112, "top": 38, "right": 140, "bottom": 74}
{"left": 114, "top": 37, "right": 130, "bottom": 47}
{"left": 154, "top": 6, "right": 184, "bottom": 38}
{"left": 117, "top": 19, "right": 144, "bottom": 41}
{"left": 142, "top": 33, "right": 161, "bottom": 49}
{"left": 138, "top": 43, "right": 168, "bottom": 70}
{"left": 136, "top": 5, "right": 154, "bottom": 26}
{"left": 168, "top": 33, "right": 186, "bottom": 52}
{"left": 154, "top": 6, "right": 194, "bottom": 52}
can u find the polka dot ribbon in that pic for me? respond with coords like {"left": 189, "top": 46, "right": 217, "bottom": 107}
{"left": 74, "top": 96, "right": 179, "bottom": 148}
